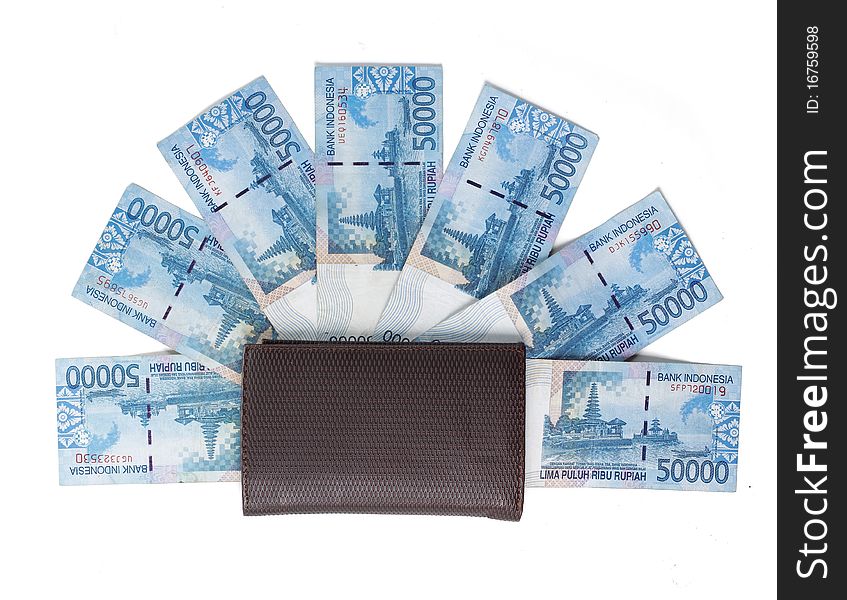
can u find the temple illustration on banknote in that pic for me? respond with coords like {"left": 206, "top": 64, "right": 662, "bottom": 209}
{"left": 158, "top": 247, "right": 271, "bottom": 349}
{"left": 119, "top": 390, "right": 241, "bottom": 460}
{"left": 510, "top": 214, "right": 710, "bottom": 360}
{"left": 336, "top": 124, "right": 420, "bottom": 270}
{"left": 541, "top": 374, "right": 739, "bottom": 468}
{"left": 244, "top": 131, "right": 316, "bottom": 273}
{"left": 543, "top": 382, "right": 641, "bottom": 451}
{"left": 58, "top": 384, "right": 241, "bottom": 462}
{"left": 160, "top": 77, "right": 318, "bottom": 302}
{"left": 421, "top": 146, "right": 565, "bottom": 298}
{"left": 329, "top": 65, "right": 433, "bottom": 269}
{"left": 525, "top": 281, "right": 657, "bottom": 358}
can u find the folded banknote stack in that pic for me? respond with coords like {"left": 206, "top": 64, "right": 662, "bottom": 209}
{"left": 58, "top": 66, "right": 741, "bottom": 499}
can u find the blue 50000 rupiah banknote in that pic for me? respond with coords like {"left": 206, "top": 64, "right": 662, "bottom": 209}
{"left": 56, "top": 353, "right": 242, "bottom": 485}
{"left": 374, "top": 83, "right": 598, "bottom": 342}
{"left": 56, "top": 353, "right": 741, "bottom": 491}
{"left": 159, "top": 76, "right": 319, "bottom": 340}
{"left": 71, "top": 184, "right": 275, "bottom": 382}
{"left": 524, "top": 359, "right": 741, "bottom": 491}
{"left": 315, "top": 64, "right": 443, "bottom": 340}
{"left": 418, "top": 191, "right": 721, "bottom": 360}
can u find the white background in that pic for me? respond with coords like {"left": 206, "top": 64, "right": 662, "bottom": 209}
{"left": 0, "top": 1, "right": 776, "bottom": 597}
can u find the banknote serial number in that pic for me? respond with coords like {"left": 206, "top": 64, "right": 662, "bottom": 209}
{"left": 606, "top": 219, "right": 662, "bottom": 254}
{"left": 656, "top": 372, "right": 735, "bottom": 399}
{"left": 668, "top": 383, "right": 729, "bottom": 396}
{"left": 75, "top": 453, "right": 134, "bottom": 464}
{"left": 96, "top": 276, "right": 149, "bottom": 310}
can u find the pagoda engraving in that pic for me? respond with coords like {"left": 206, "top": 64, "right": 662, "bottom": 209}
{"left": 117, "top": 388, "right": 241, "bottom": 460}
{"left": 337, "top": 123, "right": 416, "bottom": 269}
{"left": 441, "top": 168, "right": 537, "bottom": 297}
{"left": 633, "top": 417, "right": 680, "bottom": 445}
{"left": 527, "top": 280, "right": 653, "bottom": 358}
{"left": 173, "top": 390, "right": 242, "bottom": 460}
{"left": 544, "top": 382, "right": 631, "bottom": 449}
{"left": 256, "top": 206, "right": 316, "bottom": 271}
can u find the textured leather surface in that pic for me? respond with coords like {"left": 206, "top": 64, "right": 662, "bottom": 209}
{"left": 241, "top": 342, "right": 526, "bottom": 521}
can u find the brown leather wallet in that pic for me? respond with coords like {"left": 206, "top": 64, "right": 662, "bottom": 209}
{"left": 241, "top": 342, "right": 526, "bottom": 521}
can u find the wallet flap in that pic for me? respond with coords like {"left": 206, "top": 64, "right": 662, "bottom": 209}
{"left": 241, "top": 342, "right": 526, "bottom": 521}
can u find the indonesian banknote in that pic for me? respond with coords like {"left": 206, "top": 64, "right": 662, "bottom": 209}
{"left": 418, "top": 190, "right": 722, "bottom": 360}
{"left": 374, "top": 83, "right": 598, "bottom": 341}
{"left": 57, "top": 353, "right": 242, "bottom": 485}
{"left": 315, "top": 64, "right": 443, "bottom": 340}
{"left": 56, "top": 353, "right": 741, "bottom": 492}
{"left": 525, "top": 359, "right": 741, "bottom": 491}
{"left": 159, "top": 76, "right": 318, "bottom": 340}
{"left": 71, "top": 184, "right": 274, "bottom": 383}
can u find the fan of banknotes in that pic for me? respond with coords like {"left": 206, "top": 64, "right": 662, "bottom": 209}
{"left": 56, "top": 66, "right": 741, "bottom": 492}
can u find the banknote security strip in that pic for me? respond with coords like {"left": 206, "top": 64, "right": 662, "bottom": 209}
{"left": 418, "top": 190, "right": 722, "bottom": 360}
{"left": 374, "top": 83, "right": 598, "bottom": 342}
{"left": 159, "top": 76, "right": 319, "bottom": 340}
{"left": 315, "top": 65, "right": 444, "bottom": 340}
{"left": 57, "top": 352, "right": 740, "bottom": 492}
{"left": 56, "top": 353, "right": 242, "bottom": 484}
{"left": 71, "top": 184, "right": 275, "bottom": 383}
